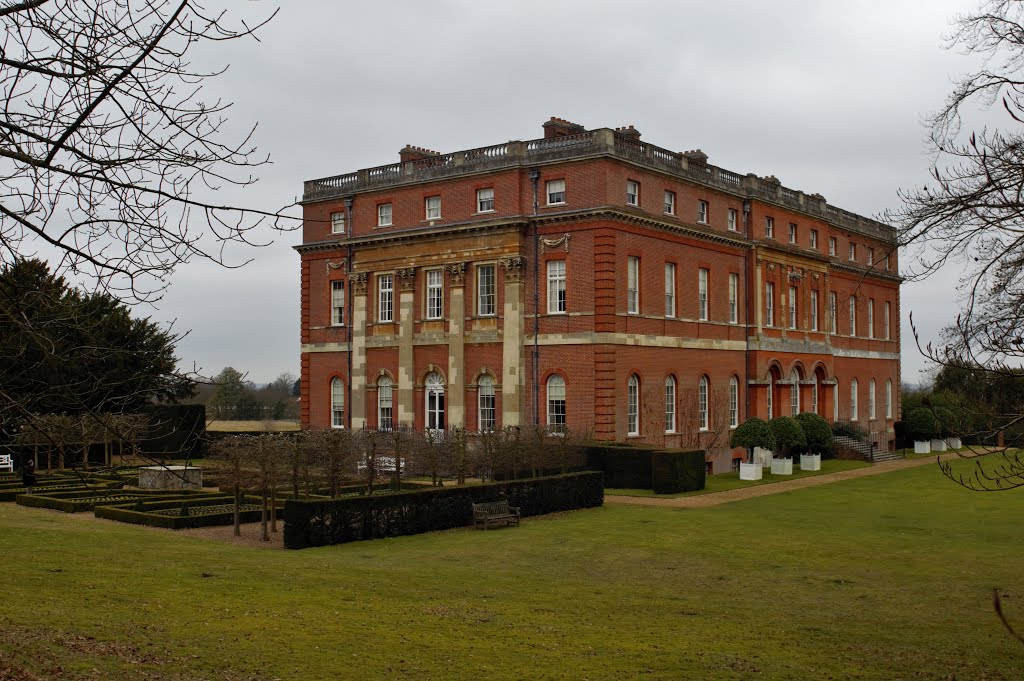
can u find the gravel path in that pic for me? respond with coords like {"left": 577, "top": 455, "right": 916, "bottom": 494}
{"left": 605, "top": 454, "right": 955, "bottom": 508}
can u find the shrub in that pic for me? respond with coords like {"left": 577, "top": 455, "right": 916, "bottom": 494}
{"left": 794, "top": 413, "right": 833, "bottom": 455}
{"left": 730, "top": 418, "right": 776, "bottom": 454}
{"left": 905, "top": 408, "right": 941, "bottom": 441}
{"left": 768, "top": 417, "right": 806, "bottom": 455}
{"left": 283, "top": 471, "right": 604, "bottom": 549}
{"left": 584, "top": 444, "right": 658, "bottom": 489}
{"left": 651, "top": 450, "right": 705, "bottom": 494}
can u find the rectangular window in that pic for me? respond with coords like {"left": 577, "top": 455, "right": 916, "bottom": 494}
{"left": 789, "top": 223, "right": 797, "bottom": 244}
{"left": 698, "top": 268, "right": 709, "bottom": 321}
{"left": 478, "top": 380, "right": 496, "bottom": 432}
{"left": 378, "top": 274, "right": 393, "bottom": 323}
{"left": 547, "top": 260, "right": 566, "bottom": 314}
{"left": 377, "top": 203, "right": 392, "bottom": 227}
{"left": 664, "top": 190, "right": 675, "bottom": 214}
{"left": 849, "top": 297, "right": 857, "bottom": 336}
{"left": 765, "top": 216, "right": 775, "bottom": 238}
{"left": 665, "top": 378, "right": 676, "bottom": 434}
{"left": 626, "top": 180, "right": 639, "bottom": 206}
{"left": 425, "top": 196, "right": 441, "bottom": 220}
{"left": 697, "top": 200, "right": 708, "bottom": 224}
{"left": 885, "top": 253, "right": 891, "bottom": 271}
{"left": 810, "top": 290, "right": 819, "bottom": 331}
{"left": 331, "top": 280, "right": 345, "bottom": 326}
{"left": 765, "top": 282, "right": 775, "bottom": 327}
{"left": 810, "top": 229, "right": 818, "bottom": 249}
{"left": 664, "top": 262, "right": 676, "bottom": 318}
{"left": 830, "top": 292, "right": 838, "bottom": 333}
{"left": 728, "top": 273, "right": 738, "bottom": 324}
{"left": 331, "top": 212, "right": 345, "bottom": 234}
{"left": 788, "top": 285, "right": 798, "bottom": 329}
{"left": 829, "top": 237, "right": 837, "bottom": 256}
{"left": 476, "top": 188, "right": 495, "bottom": 213}
{"left": 868, "top": 248, "right": 875, "bottom": 266}
{"left": 728, "top": 208, "right": 738, "bottom": 231}
{"left": 849, "top": 243, "right": 856, "bottom": 261}
{"left": 378, "top": 382, "right": 393, "bottom": 431}
{"left": 477, "top": 264, "right": 496, "bottom": 316}
{"left": 627, "top": 256, "right": 640, "bottom": 314}
{"left": 868, "top": 299, "right": 875, "bottom": 338}
{"left": 885, "top": 301, "right": 891, "bottom": 340}
{"left": 426, "top": 269, "right": 443, "bottom": 320}
{"left": 546, "top": 179, "right": 566, "bottom": 205}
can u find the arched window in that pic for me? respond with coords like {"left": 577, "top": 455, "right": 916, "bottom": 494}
{"left": 478, "top": 375, "right": 496, "bottom": 432}
{"left": 664, "top": 375, "right": 676, "bottom": 434}
{"left": 627, "top": 374, "right": 640, "bottom": 436}
{"left": 790, "top": 368, "right": 800, "bottom": 416}
{"left": 850, "top": 378, "right": 859, "bottom": 421}
{"left": 699, "top": 375, "right": 709, "bottom": 431}
{"left": 767, "top": 372, "right": 774, "bottom": 420}
{"left": 812, "top": 379, "right": 819, "bottom": 415}
{"left": 869, "top": 378, "right": 876, "bottom": 420}
{"left": 331, "top": 377, "right": 345, "bottom": 429}
{"left": 729, "top": 376, "right": 739, "bottom": 428}
{"left": 886, "top": 379, "right": 893, "bottom": 419}
{"left": 425, "top": 372, "right": 445, "bottom": 432}
{"left": 378, "top": 376, "right": 393, "bottom": 431}
{"left": 547, "top": 375, "right": 566, "bottom": 433}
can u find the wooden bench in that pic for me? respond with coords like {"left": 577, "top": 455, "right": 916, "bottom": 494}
{"left": 0, "top": 454, "right": 13, "bottom": 473}
{"left": 472, "top": 500, "right": 520, "bottom": 530}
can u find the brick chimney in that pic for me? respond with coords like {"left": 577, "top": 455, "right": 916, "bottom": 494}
{"left": 615, "top": 125, "right": 641, "bottom": 140}
{"left": 399, "top": 144, "right": 441, "bottom": 163}
{"left": 683, "top": 149, "right": 708, "bottom": 163}
{"left": 543, "top": 117, "right": 585, "bottom": 139}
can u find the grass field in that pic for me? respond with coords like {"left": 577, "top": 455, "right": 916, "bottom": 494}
{"left": 1, "top": 458, "right": 1022, "bottom": 680}
{"left": 204, "top": 419, "right": 300, "bottom": 432}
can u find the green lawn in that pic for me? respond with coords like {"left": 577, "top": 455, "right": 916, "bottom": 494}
{"left": 1, "top": 458, "right": 1022, "bottom": 680}
{"left": 608, "top": 458, "right": 871, "bottom": 497}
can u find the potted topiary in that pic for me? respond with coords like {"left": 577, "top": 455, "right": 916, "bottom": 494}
{"left": 905, "top": 407, "right": 940, "bottom": 454}
{"left": 794, "top": 412, "right": 831, "bottom": 471}
{"left": 730, "top": 417, "right": 776, "bottom": 481}
{"left": 767, "top": 417, "right": 807, "bottom": 475}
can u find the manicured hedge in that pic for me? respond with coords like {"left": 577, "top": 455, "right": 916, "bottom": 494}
{"left": 283, "top": 471, "right": 604, "bottom": 550}
{"left": 584, "top": 445, "right": 658, "bottom": 488}
{"left": 94, "top": 493, "right": 275, "bottom": 529}
{"left": 16, "top": 488, "right": 209, "bottom": 513}
{"left": 651, "top": 450, "right": 706, "bottom": 494}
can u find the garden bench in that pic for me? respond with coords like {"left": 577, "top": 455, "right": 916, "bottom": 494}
{"left": 472, "top": 500, "right": 520, "bottom": 530}
{"left": 0, "top": 454, "right": 12, "bottom": 473}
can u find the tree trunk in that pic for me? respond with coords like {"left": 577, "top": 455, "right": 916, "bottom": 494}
{"left": 260, "top": 491, "right": 269, "bottom": 542}
{"left": 233, "top": 484, "right": 241, "bottom": 537}
{"left": 270, "top": 486, "right": 278, "bottom": 533}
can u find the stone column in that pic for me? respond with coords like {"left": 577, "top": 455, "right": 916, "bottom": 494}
{"left": 396, "top": 267, "right": 416, "bottom": 428}
{"left": 350, "top": 273, "right": 369, "bottom": 429}
{"left": 446, "top": 263, "right": 467, "bottom": 428}
{"left": 500, "top": 256, "right": 526, "bottom": 427}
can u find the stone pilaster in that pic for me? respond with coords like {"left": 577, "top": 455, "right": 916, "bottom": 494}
{"left": 446, "top": 263, "right": 466, "bottom": 428}
{"left": 396, "top": 268, "right": 415, "bottom": 427}
{"left": 500, "top": 256, "right": 526, "bottom": 427}
{"left": 350, "top": 273, "right": 368, "bottom": 429}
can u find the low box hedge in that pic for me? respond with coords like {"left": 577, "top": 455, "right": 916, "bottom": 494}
{"left": 284, "top": 471, "right": 604, "bottom": 550}
{"left": 16, "top": 488, "right": 213, "bottom": 513}
{"left": 95, "top": 493, "right": 277, "bottom": 530}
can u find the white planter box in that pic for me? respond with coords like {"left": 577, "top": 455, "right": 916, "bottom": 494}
{"left": 946, "top": 437, "right": 962, "bottom": 449}
{"left": 800, "top": 453, "right": 821, "bottom": 471}
{"left": 930, "top": 439, "right": 948, "bottom": 452}
{"left": 739, "top": 462, "right": 763, "bottom": 481}
{"left": 914, "top": 440, "right": 931, "bottom": 454}
{"left": 754, "top": 447, "right": 774, "bottom": 468}
{"left": 770, "top": 458, "right": 793, "bottom": 475}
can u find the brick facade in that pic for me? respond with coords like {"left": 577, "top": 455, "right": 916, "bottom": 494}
{"left": 297, "top": 119, "right": 901, "bottom": 471}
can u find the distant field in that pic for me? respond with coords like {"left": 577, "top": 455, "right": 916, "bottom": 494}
{"left": 1, "top": 457, "right": 1023, "bottom": 679}
{"left": 204, "top": 420, "right": 300, "bottom": 432}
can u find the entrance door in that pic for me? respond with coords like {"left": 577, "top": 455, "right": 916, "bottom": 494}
{"left": 425, "top": 372, "right": 446, "bottom": 432}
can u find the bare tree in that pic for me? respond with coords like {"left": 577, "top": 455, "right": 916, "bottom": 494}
{"left": 208, "top": 434, "right": 251, "bottom": 537}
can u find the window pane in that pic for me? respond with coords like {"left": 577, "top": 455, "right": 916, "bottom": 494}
{"left": 331, "top": 280, "right": 345, "bottom": 325}
{"left": 547, "top": 260, "right": 566, "bottom": 314}
{"left": 331, "top": 378, "right": 345, "bottom": 428}
{"left": 427, "top": 269, "right": 443, "bottom": 319}
{"left": 478, "top": 265, "right": 496, "bottom": 315}
{"left": 547, "top": 375, "right": 566, "bottom": 433}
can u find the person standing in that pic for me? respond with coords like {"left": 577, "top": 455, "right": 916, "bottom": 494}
{"left": 22, "top": 457, "right": 35, "bottom": 494}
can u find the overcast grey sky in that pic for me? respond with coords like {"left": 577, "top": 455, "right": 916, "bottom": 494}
{"left": 152, "top": 0, "right": 978, "bottom": 386}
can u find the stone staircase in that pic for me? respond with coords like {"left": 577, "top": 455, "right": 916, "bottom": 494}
{"left": 833, "top": 434, "right": 902, "bottom": 463}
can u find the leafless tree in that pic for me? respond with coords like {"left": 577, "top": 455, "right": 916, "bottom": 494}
{"left": 208, "top": 434, "right": 251, "bottom": 537}
{"left": 676, "top": 385, "right": 730, "bottom": 460}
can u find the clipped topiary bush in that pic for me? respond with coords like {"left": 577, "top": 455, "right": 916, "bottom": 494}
{"left": 794, "top": 412, "right": 833, "bottom": 456}
{"left": 905, "top": 408, "right": 941, "bottom": 441}
{"left": 730, "top": 418, "right": 776, "bottom": 458}
{"left": 651, "top": 450, "right": 705, "bottom": 494}
{"left": 768, "top": 417, "right": 806, "bottom": 456}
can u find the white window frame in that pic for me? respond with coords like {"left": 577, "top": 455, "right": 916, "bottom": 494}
{"left": 331, "top": 280, "right": 345, "bottom": 326}
{"left": 833, "top": 382, "right": 840, "bottom": 422}
{"left": 477, "top": 264, "right": 496, "bottom": 316}
{"left": 627, "top": 374, "right": 640, "bottom": 436}
{"left": 868, "top": 248, "right": 874, "bottom": 266}
{"left": 829, "top": 237, "right": 837, "bottom": 257}
{"left": 377, "top": 203, "right": 392, "bottom": 227}
{"left": 698, "top": 376, "right": 709, "bottom": 431}
{"left": 626, "top": 180, "right": 640, "bottom": 207}
{"left": 829, "top": 292, "right": 838, "bottom": 333}
{"left": 812, "top": 378, "right": 819, "bottom": 415}
{"left": 851, "top": 378, "right": 859, "bottom": 421}
{"left": 627, "top": 256, "right": 640, "bottom": 314}
{"left": 331, "top": 377, "right": 345, "bottom": 429}
{"left": 788, "top": 285, "right": 798, "bottom": 329}
{"left": 767, "top": 373, "right": 774, "bottom": 420}
{"left": 849, "top": 297, "right": 857, "bottom": 336}
{"left": 698, "top": 268, "right": 709, "bottom": 321}
{"left": 869, "top": 378, "right": 876, "bottom": 420}
{"left": 884, "top": 301, "right": 891, "bottom": 340}
{"left": 727, "top": 208, "right": 738, "bottom": 232}
{"left": 478, "top": 375, "right": 496, "bottom": 432}
{"left": 886, "top": 379, "right": 893, "bottom": 419}
{"left": 729, "top": 376, "right": 739, "bottom": 428}
{"left": 664, "top": 375, "right": 676, "bottom": 433}
{"left": 765, "top": 282, "right": 775, "bottom": 327}
{"left": 425, "top": 372, "right": 446, "bottom": 432}
{"left": 546, "top": 179, "right": 566, "bottom": 205}
{"left": 378, "top": 376, "right": 393, "bottom": 431}
{"left": 546, "top": 374, "right": 567, "bottom": 433}
{"left": 697, "top": 200, "right": 709, "bottom": 224}
{"left": 810, "top": 290, "right": 819, "bottom": 331}
{"left": 547, "top": 260, "right": 566, "bottom": 314}
{"left": 728, "top": 273, "right": 738, "bottom": 324}
{"left": 765, "top": 216, "right": 774, "bottom": 238}
{"left": 664, "top": 262, "right": 676, "bottom": 318}
{"left": 810, "top": 229, "right": 818, "bottom": 250}
{"left": 426, "top": 269, "right": 443, "bottom": 320}
{"left": 868, "top": 299, "right": 875, "bottom": 338}
{"left": 790, "top": 369, "right": 800, "bottom": 416}
{"left": 331, "top": 211, "right": 346, "bottom": 235}
{"left": 789, "top": 223, "right": 797, "bottom": 244}
{"left": 425, "top": 196, "right": 441, "bottom": 220}
{"left": 849, "top": 243, "right": 857, "bottom": 261}
{"left": 664, "top": 190, "right": 676, "bottom": 215}
{"left": 378, "top": 274, "right": 394, "bottom": 323}
{"left": 476, "top": 188, "right": 495, "bottom": 213}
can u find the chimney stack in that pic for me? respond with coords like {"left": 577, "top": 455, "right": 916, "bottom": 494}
{"left": 543, "top": 116, "right": 585, "bottom": 139}
{"left": 399, "top": 144, "right": 441, "bottom": 163}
